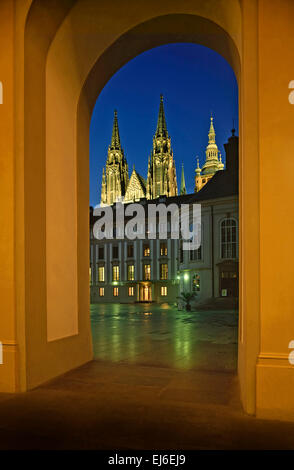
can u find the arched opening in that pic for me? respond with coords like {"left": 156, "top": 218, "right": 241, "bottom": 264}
{"left": 89, "top": 42, "right": 239, "bottom": 372}
{"left": 22, "top": 0, "right": 260, "bottom": 417}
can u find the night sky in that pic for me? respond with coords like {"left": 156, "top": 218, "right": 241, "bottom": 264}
{"left": 89, "top": 43, "right": 238, "bottom": 207}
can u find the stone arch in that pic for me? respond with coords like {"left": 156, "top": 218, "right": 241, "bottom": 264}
{"left": 21, "top": 0, "right": 259, "bottom": 416}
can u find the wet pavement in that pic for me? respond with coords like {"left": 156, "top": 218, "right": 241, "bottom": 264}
{"left": 91, "top": 303, "right": 238, "bottom": 371}
{"left": 2, "top": 306, "right": 294, "bottom": 449}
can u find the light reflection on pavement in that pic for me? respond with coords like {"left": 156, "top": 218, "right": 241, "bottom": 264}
{"left": 91, "top": 303, "right": 238, "bottom": 371}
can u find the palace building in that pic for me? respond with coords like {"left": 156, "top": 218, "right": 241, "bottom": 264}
{"left": 91, "top": 113, "right": 239, "bottom": 305}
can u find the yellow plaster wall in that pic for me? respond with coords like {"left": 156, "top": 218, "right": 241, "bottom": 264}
{"left": 0, "top": 0, "right": 17, "bottom": 392}
{"left": 1, "top": 0, "right": 293, "bottom": 421}
{"left": 256, "top": 0, "right": 294, "bottom": 419}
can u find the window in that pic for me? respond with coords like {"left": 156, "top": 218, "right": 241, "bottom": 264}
{"left": 98, "top": 266, "right": 105, "bottom": 282}
{"left": 143, "top": 244, "right": 150, "bottom": 257}
{"left": 144, "top": 264, "right": 151, "bottom": 281}
{"left": 190, "top": 246, "right": 202, "bottom": 261}
{"left": 192, "top": 274, "right": 200, "bottom": 292}
{"left": 128, "top": 286, "right": 134, "bottom": 297}
{"left": 221, "top": 219, "right": 237, "bottom": 259}
{"left": 89, "top": 266, "right": 92, "bottom": 285}
{"left": 160, "top": 242, "right": 167, "bottom": 256}
{"left": 161, "top": 286, "right": 167, "bottom": 296}
{"left": 113, "top": 245, "right": 119, "bottom": 259}
{"left": 98, "top": 246, "right": 104, "bottom": 260}
{"left": 180, "top": 244, "right": 183, "bottom": 263}
{"left": 113, "top": 287, "right": 119, "bottom": 297}
{"left": 127, "top": 244, "right": 134, "bottom": 258}
{"left": 160, "top": 263, "right": 168, "bottom": 280}
{"left": 112, "top": 265, "right": 119, "bottom": 281}
{"left": 128, "top": 264, "right": 135, "bottom": 281}
{"left": 99, "top": 287, "right": 104, "bottom": 297}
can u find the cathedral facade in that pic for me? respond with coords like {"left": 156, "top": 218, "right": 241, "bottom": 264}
{"left": 100, "top": 96, "right": 224, "bottom": 205}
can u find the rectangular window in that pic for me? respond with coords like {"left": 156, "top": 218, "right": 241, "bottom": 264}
{"left": 127, "top": 244, "right": 134, "bottom": 258}
{"left": 192, "top": 274, "right": 200, "bottom": 292}
{"left": 160, "top": 263, "right": 168, "bottom": 280}
{"left": 89, "top": 266, "right": 92, "bottom": 285}
{"left": 128, "top": 264, "right": 135, "bottom": 281}
{"left": 143, "top": 244, "right": 150, "bottom": 257}
{"left": 112, "top": 265, "right": 119, "bottom": 281}
{"left": 99, "top": 287, "right": 104, "bottom": 297}
{"left": 221, "top": 219, "right": 237, "bottom": 259}
{"left": 98, "top": 246, "right": 104, "bottom": 260}
{"left": 144, "top": 264, "right": 151, "bottom": 281}
{"left": 161, "top": 286, "right": 167, "bottom": 296}
{"left": 160, "top": 242, "right": 167, "bottom": 256}
{"left": 128, "top": 286, "right": 134, "bottom": 297}
{"left": 98, "top": 266, "right": 105, "bottom": 282}
{"left": 113, "top": 287, "right": 119, "bottom": 297}
{"left": 113, "top": 245, "right": 119, "bottom": 259}
{"left": 190, "top": 246, "right": 202, "bottom": 261}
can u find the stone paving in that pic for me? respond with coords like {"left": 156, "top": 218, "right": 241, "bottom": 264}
{"left": 1, "top": 304, "right": 294, "bottom": 449}
{"left": 90, "top": 303, "right": 238, "bottom": 371}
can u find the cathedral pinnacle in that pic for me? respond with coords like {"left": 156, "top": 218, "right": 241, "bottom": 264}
{"left": 110, "top": 109, "right": 121, "bottom": 151}
{"left": 155, "top": 94, "right": 168, "bottom": 138}
{"left": 180, "top": 163, "right": 187, "bottom": 195}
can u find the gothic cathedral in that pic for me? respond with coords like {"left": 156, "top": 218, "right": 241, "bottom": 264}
{"left": 100, "top": 96, "right": 223, "bottom": 205}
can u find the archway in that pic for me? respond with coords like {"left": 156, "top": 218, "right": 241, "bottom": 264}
{"left": 20, "top": 0, "right": 260, "bottom": 417}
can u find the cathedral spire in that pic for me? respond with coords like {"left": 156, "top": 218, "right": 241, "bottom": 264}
{"left": 110, "top": 110, "right": 121, "bottom": 150}
{"left": 208, "top": 115, "right": 216, "bottom": 144}
{"left": 180, "top": 163, "right": 187, "bottom": 195}
{"left": 155, "top": 94, "right": 168, "bottom": 138}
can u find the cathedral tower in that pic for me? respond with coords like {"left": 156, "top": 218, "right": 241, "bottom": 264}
{"left": 146, "top": 95, "right": 178, "bottom": 199}
{"left": 195, "top": 115, "right": 224, "bottom": 192}
{"left": 100, "top": 110, "right": 129, "bottom": 206}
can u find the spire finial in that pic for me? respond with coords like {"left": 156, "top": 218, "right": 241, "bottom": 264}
{"left": 155, "top": 94, "right": 168, "bottom": 138}
{"left": 208, "top": 114, "right": 216, "bottom": 144}
{"left": 133, "top": 164, "right": 135, "bottom": 171}
{"left": 180, "top": 163, "right": 187, "bottom": 195}
{"left": 110, "top": 109, "right": 121, "bottom": 150}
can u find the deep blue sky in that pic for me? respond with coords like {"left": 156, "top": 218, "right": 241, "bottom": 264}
{"left": 89, "top": 43, "right": 238, "bottom": 207}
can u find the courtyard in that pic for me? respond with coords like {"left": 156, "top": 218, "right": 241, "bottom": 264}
{"left": 1, "top": 304, "right": 294, "bottom": 449}
{"left": 90, "top": 303, "right": 238, "bottom": 371}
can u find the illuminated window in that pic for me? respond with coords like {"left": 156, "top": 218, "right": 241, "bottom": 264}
{"left": 98, "top": 266, "right": 105, "bottom": 282}
{"left": 192, "top": 274, "right": 200, "bottom": 292}
{"left": 160, "top": 263, "right": 168, "bottom": 280}
{"left": 128, "top": 264, "right": 135, "bottom": 281}
{"left": 144, "top": 264, "right": 151, "bottom": 281}
{"left": 161, "top": 286, "right": 167, "bottom": 296}
{"left": 89, "top": 266, "right": 92, "bottom": 285}
{"left": 160, "top": 242, "right": 167, "bottom": 256}
{"left": 99, "top": 287, "right": 104, "bottom": 297}
{"left": 221, "top": 219, "right": 237, "bottom": 259}
{"left": 128, "top": 286, "right": 134, "bottom": 297}
{"left": 143, "top": 244, "right": 150, "bottom": 257}
{"left": 112, "top": 265, "right": 119, "bottom": 281}
{"left": 113, "top": 287, "right": 119, "bottom": 297}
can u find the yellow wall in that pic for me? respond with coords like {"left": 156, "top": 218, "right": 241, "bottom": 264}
{"left": 0, "top": 0, "right": 293, "bottom": 420}
{"left": 256, "top": 0, "right": 294, "bottom": 420}
{"left": 0, "top": 0, "right": 17, "bottom": 392}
